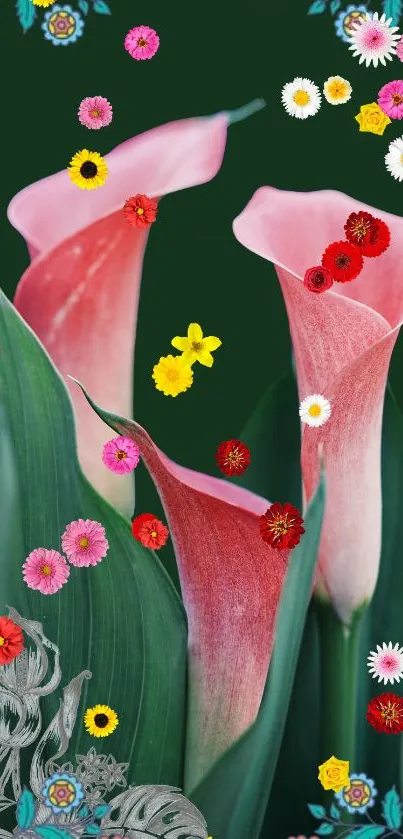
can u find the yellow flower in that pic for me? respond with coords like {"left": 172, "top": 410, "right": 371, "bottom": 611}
{"left": 171, "top": 323, "right": 222, "bottom": 367}
{"left": 323, "top": 76, "right": 352, "bottom": 105}
{"left": 355, "top": 103, "right": 391, "bottom": 136}
{"left": 31, "top": 0, "right": 56, "bottom": 5}
{"left": 68, "top": 149, "right": 108, "bottom": 190}
{"left": 152, "top": 355, "right": 193, "bottom": 397}
{"left": 318, "top": 755, "right": 350, "bottom": 792}
{"left": 84, "top": 704, "right": 119, "bottom": 738}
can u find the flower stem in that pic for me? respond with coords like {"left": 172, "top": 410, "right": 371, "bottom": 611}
{"left": 225, "top": 98, "right": 266, "bottom": 124}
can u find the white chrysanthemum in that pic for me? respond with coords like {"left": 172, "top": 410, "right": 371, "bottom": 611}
{"left": 367, "top": 642, "right": 403, "bottom": 684}
{"left": 299, "top": 394, "right": 331, "bottom": 428}
{"left": 281, "top": 77, "right": 321, "bottom": 119}
{"left": 385, "top": 136, "right": 403, "bottom": 181}
{"left": 349, "top": 11, "right": 400, "bottom": 67}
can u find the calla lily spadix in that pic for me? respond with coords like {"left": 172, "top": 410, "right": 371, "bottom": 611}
{"left": 233, "top": 186, "right": 403, "bottom": 626}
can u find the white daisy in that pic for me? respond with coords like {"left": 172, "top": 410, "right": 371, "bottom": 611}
{"left": 299, "top": 394, "right": 331, "bottom": 428}
{"left": 385, "top": 136, "right": 403, "bottom": 181}
{"left": 281, "top": 77, "right": 321, "bottom": 119}
{"left": 349, "top": 12, "right": 400, "bottom": 68}
{"left": 367, "top": 642, "right": 403, "bottom": 685}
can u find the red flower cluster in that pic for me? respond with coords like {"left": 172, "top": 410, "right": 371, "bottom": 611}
{"left": 131, "top": 512, "right": 169, "bottom": 549}
{"left": 215, "top": 439, "right": 251, "bottom": 477}
{"left": 123, "top": 194, "right": 158, "bottom": 229}
{"left": 366, "top": 692, "right": 403, "bottom": 734}
{"left": 0, "top": 616, "right": 24, "bottom": 666}
{"left": 260, "top": 502, "right": 305, "bottom": 550}
{"left": 304, "top": 210, "right": 391, "bottom": 294}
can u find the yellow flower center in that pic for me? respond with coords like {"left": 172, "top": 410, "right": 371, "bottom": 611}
{"left": 166, "top": 368, "right": 179, "bottom": 382}
{"left": 91, "top": 109, "right": 100, "bottom": 117}
{"left": 293, "top": 90, "right": 309, "bottom": 106}
{"left": 192, "top": 341, "right": 203, "bottom": 352}
{"left": 116, "top": 450, "right": 127, "bottom": 461}
{"left": 151, "top": 530, "right": 157, "bottom": 538}
{"left": 308, "top": 403, "right": 321, "bottom": 417}
{"left": 329, "top": 82, "right": 346, "bottom": 98}
{"left": 393, "top": 94, "right": 403, "bottom": 105}
{"left": 41, "top": 565, "right": 52, "bottom": 576}
{"left": 400, "top": 154, "right": 403, "bottom": 165}
{"left": 79, "top": 537, "right": 89, "bottom": 548}
{"left": 136, "top": 207, "right": 144, "bottom": 215}
{"left": 0, "top": 636, "right": 5, "bottom": 647}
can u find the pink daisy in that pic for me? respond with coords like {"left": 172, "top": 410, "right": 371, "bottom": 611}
{"left": 22, "top": 548, "right": 70, "bottom": 595}
{"left": 61, "top": 519, "right": 109, "bottom": 567}
{"left": 102, "top": 436, "right": 140, "bottom": 475}
{"left": 124, "top": 25, "right": 160, "bottom": 60}
{"left": 78, "top": 96, "right": 113, "bottom": 130}
{"left": 367, "top": 642, "right": 403, "bottom": 685}
{"left": 378, "top": 80, "right": 403, "bottom": 119}
{"left": 349, "top": 12, "right": 400, "bottom": 68}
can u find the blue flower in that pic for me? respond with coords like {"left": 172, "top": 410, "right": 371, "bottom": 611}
{"left": 334, "top": 773, "right": 377, "bottom": 814}
{"left": 334, "top": 4, "right": 368, "bottom": 42}
{"left": 41, "top": 772, "right": 85, "bottom": 814}
{"left": 42, "top": 5, "right": 85, "bottom": 46}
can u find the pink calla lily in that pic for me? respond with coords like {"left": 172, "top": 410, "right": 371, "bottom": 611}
{"left": 82, "top": 401, "right": 291, "bottom": 790}
{"left": 7, "top": 112, "right": 233, "bottom": 515}
{"left": 233, "top": 186, "right": 403, "bottom": 626}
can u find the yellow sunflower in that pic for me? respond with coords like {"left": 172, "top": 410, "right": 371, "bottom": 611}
{"left": 68, "top": 149, "right": 108, "bottom": 190}
{"left": 84, "top": 704, "right": 119, "bottom": 737}
{"left": 31, "top": 0, "right": 57, "bottom": 6}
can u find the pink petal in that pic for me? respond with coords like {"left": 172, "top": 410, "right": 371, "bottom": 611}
{"left": 103, "top": 413, "right": 290, "bottom": 789}
{"left": 233, "top": 186, "right": 403, "bottom": 625}
{"left": 8, "top": 114, "right": 228, "bottom": 515}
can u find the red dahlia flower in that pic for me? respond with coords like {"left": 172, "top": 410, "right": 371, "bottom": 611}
{"left": 260, "top": 502, "right": 305, "bottom": 550}
{"left": 123, "top": 193, "right": 158, "bottom": 229}
{"left": 366, "top": 692, "right": 403, "bottom": 733}
{"left": 215, "top": 439, "right": 251, "bottom": 476}
{"left": 303, "top": 266, "right": 333, "bottom": 294}
{"left": 345, "top": 211, "right": 390, "bottom": 258}
{"left": 0, "top": 616, "right": 24, "bottom": 665}
{"left": 131, "top": 512, "right": 169, "bottom": 549}
{"left": 321, "top": 240, "right": 363, "bottom": 283}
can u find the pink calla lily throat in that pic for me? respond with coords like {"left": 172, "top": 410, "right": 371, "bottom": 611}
{"left": 7, "top": 106, "right": 262, "bottom": 515}
{"left": 74, "top": 385, "right": 290, "bottom": 791}
{"left": 233, "top": 186, "right": 403, "bottom": 626}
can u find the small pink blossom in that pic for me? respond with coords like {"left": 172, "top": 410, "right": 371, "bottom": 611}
{"left": 22, "top": 548, "right": 70, "bottom": 595}
{"left": 287, "top": 835, "right": 319, "bottom": 839}
{"left": 124, "top": 25, "right": 160, "bottom": 60}
{"left": 102, "top": 436, "right": 140, "bottom": 475}
{"left": 78, "top": 96, "right": 113, "bottom": 130}
{"left": 61, "top": 519, "right": 109, "bottom": 567}
{"left": 396, "top": 35, "right": 403, "bottom": 60}
{"left": 378, "top": 80, "right": 403, "bottom": 120}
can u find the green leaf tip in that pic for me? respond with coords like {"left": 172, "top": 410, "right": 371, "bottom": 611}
{"left": 225, "top": 98, "right": 266, "bottom": 125}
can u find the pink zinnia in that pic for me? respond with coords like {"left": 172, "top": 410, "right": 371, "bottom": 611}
{"left": 378, "top": 80, "right": 403, "bottom": 119}
{"left": 102, "top": 436, "right": 140, "bottom": 475}
{"left": 22, "top": 548, "right": 70, "bottom": 595}
{"left": 78, "top": 96, "right": 113, "bottom": 130}
{"left": 61, "top": 519, "right": 109, "bottom": 567}
{"left": 124, "top": 25, "right": 160, "bottom": 60}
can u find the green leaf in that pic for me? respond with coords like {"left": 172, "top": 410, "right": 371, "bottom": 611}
{"left": 15, "top": 0, "right": 36, "bottom": 32}
{"left": 307, "top": 0, "right": 327, "bottom": 13}
{"left": 0, "top": 290, "right": 187, "bottom": 785}
{"left": 190, "top": 474, "right": 326, "bottom": 839}
{"left": 92, "top": 0, "right": 111, "bottom": 13}
{"left": 34, "top": 829, "right": 72, "bottom": 839}
{"left": 350, "top": 828, "right": 385, "bottom": 839}
{"left": 330, "top": 802, "right": 340, "bottom": 819}
{"left": 16, "top": 788, "right": 35, "bottom": 829}
{"left": 307, "top": 803, "right": 326, "bottom": 819}
{"left": 316, "top": 825, "right": 334, "bottom": 837}
{"left": 93, "top": 803, "right": 109, "bottom": 818}
{"left": 330, "top": 0, "right": 341, "bottom": 13}
{"left": 382, "top": 0, "right": 402, "bottom": 26}
{"left": 233, "top": 371, "right": 302, "bottom": 509}
{"left": 382, "top": 787, "right": 402, "bottom": 829}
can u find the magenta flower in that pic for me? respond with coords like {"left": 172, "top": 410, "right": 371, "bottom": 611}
{"left": 396, "top": 36, "right": 403, "bottom": 60}
{"left": 22, "top": 548, "right": 70, "bottom": 595}
{"left": 78, "top": 96, "right": 113, "bottom": 130}
{"left": 102, "top": 436, "right": 140, "bottom": 474}
{"left": 378, "top": 80, "right": 403, "bottom": 119}
{"left": 61, "top": 519, "right": 109, "bottom": 567}
{"left": 124, "top": 25, "right": 160, "bottom": 60}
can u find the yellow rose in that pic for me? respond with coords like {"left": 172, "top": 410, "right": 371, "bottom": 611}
{"left": 318, "top": 755, "right": 350, "bottom": 792}
{"left": 355, "top": 102, "right": 391, "bottom": 136}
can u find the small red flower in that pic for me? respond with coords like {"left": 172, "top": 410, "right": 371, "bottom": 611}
{"left": 321, "top": 240, "right": 363, "bottom": 283}
{"left": 260, "top": 502, "right": 305, "bottom": 550}
{"left": 215, "top": 439, "right": 251, "bottom": 476}
{"left": 123, "top": 194, "right": 158, "bottom": 229}
{"left": 344, "top": 211, "right": 391, "bottom": 258}
{"left": 0, "top": 616, "right": 24, "bottom": 666}
{"left": 303, "top": 266, "right": 334, "bottom": 294}
{"left": 366, "top": 692, "right": 403, "bottom": 734}
{"left": 131, "top": 513, "right": 169, "bottom": 549}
